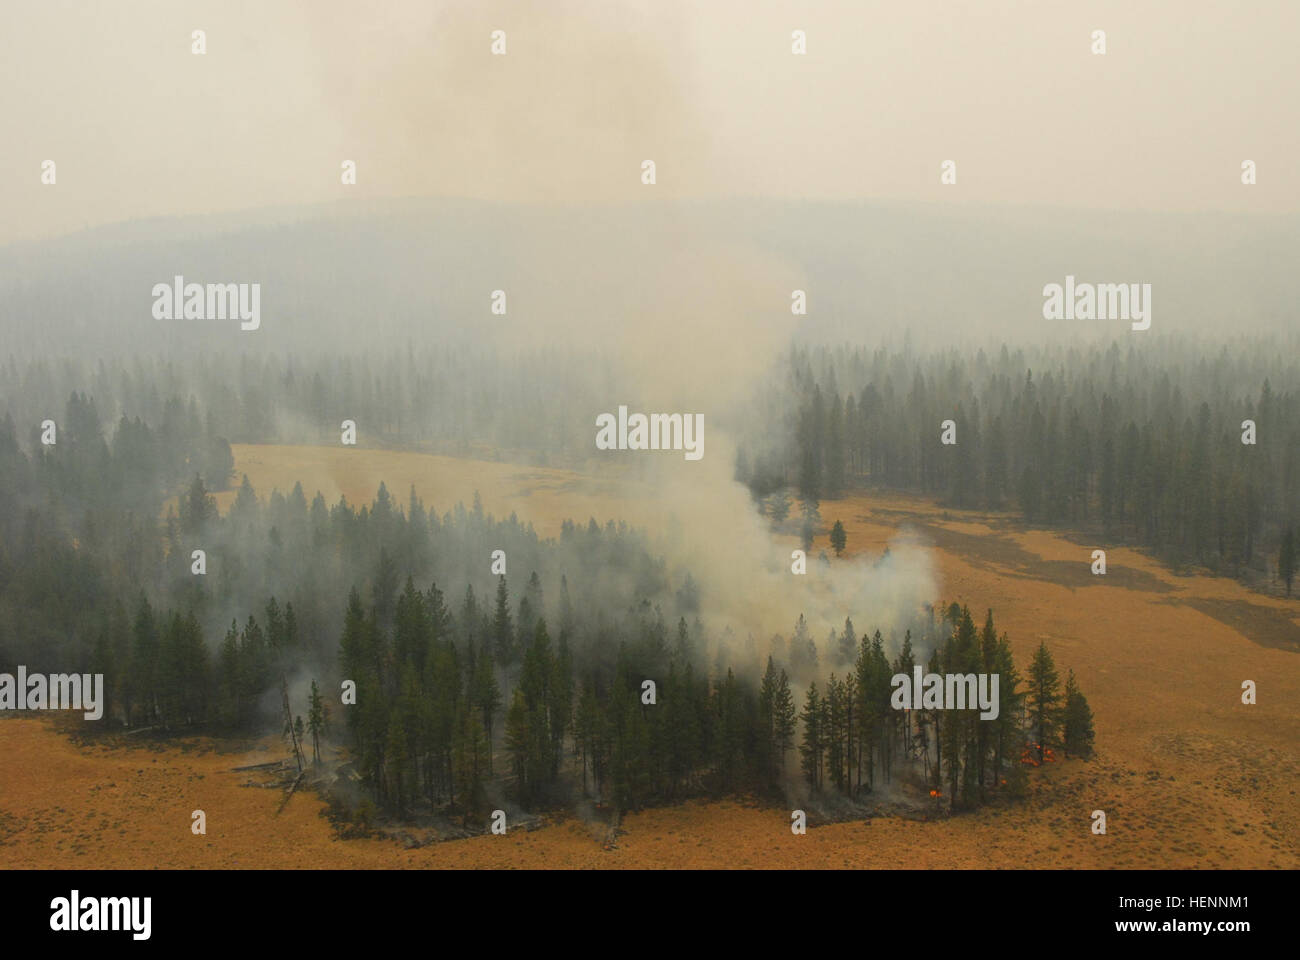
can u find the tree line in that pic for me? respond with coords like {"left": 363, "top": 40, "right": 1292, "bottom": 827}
{"left": 737, "top": 339, "right": 1300, "bottom": 591}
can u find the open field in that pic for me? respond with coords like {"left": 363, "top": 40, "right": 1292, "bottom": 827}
{"left": 7, "top": 444, "right": 1298, "bottom": 869}
{"left": 185, "top": 444, "right": 655, "bottom": 540}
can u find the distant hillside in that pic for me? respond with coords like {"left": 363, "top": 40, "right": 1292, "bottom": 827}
{"left": 1, "top": 197, "right": 1295, "bottom": 358}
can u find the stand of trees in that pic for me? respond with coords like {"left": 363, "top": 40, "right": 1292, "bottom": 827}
{"left": 737, "top": 339, "right": 1300, "bottom": 589}
{"left": 334, "top": 581, "right": 1096, "bottom": 819}
{"left": 795, "top": 604, "right": 1093, "bottom": 813}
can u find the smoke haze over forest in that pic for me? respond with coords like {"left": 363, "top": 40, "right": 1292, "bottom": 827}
{"left": 0, "top": 2, "right": 1295, "bottom": 897}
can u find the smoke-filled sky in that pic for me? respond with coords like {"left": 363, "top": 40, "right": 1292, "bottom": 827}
{"left": 3, "top": 0, "right": 1297, "bottom": 246}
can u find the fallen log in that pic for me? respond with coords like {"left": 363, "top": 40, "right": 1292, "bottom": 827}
{"left": 275, "top": 771, "right": 306, "bottom": 815}
{"left": 231, "top": 759, "right": 292, "bottom": 772}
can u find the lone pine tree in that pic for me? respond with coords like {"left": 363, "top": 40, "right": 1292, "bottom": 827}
{"left": 307, "top": 679, "right": 327, "bottom": 765}
{"left": 830, "top": 519, "right": 847, "bottom": 556}
{"left": 1062, "top": 669, "right": 1096, "bottom": 759}
{"left": 1027, "top": 640, "right": 1063, "bottom": 765}
{"left": 800, "top": 681, "right": 824, "bottom": 789}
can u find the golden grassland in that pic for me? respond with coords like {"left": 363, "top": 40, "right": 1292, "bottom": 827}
{"left": 182, "top": 444, "right": 653, "bottom": 539}
{"left": 6, "top": 443, "right": 1297, "bottom": 869}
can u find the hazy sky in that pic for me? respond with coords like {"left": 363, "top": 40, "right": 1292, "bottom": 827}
{"left": 3, "top": 0, "right": 1297, "bottom": 245}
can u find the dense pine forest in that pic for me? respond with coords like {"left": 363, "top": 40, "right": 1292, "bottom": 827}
{"left": 0, "top": 347, "right": 609, "bottom": 468}
{"left": 736, "top": 338, "right": 1300, "bottom": 593}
